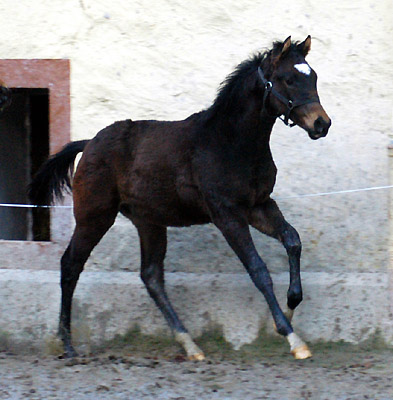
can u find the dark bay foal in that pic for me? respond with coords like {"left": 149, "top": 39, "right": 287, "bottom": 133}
{"left": 29, "top": 36, "right": 331, "bottom": 360}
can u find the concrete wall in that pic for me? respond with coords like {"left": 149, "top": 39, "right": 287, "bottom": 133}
{"left": 0, "top": 1, "right": 392, "bottom": 349}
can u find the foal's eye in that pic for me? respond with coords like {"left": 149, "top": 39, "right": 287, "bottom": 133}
{"left": 285, "top": 78, "right": 294, "bottom": 86}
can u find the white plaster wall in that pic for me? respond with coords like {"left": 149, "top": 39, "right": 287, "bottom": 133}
{"left": 1, "top": 0, "right": 392, "bottom": 273}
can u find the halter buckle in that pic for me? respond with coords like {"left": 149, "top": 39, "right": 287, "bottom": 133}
{"left": 264, "top": 81, "right": 273, "bottom": 91}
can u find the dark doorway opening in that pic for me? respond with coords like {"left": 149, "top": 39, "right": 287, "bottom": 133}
{"left": 0, "top": 88, "right": 50, "bottom": 241}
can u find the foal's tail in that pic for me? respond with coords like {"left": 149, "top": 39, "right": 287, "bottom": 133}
{"left": 28, "top": 140, "right": 90, "bottom": 206}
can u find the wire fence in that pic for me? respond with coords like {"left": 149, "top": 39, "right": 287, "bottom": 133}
{"left": 0, "top": 184, "right": 392, "bottom": 209}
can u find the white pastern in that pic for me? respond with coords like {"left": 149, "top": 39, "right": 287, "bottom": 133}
{"left": 294, "top": 63, "right": 311, "bottom": 75}
{"left": 175, "top": 332, "right": 205, "bottom": 361}
{"left": 287, "top": 332, "right": 312, "bottom": 359}
{"left": 287, "top": 332, "right": 305, "bottom": 351}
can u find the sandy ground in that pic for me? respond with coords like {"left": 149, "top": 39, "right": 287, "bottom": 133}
{"left": 1, "top": 337, "right": 392, "bottom": 400}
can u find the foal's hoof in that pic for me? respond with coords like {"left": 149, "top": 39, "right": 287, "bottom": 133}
{"left": 188, "top": 352, "right": 206, "bottom": 362}
{"left": 287, "top": 332, "right": 312, "bottom": 360}
{"left": 60, "top": 346, "right": 79, "bottom": 359}
{"left": 175, "top": 332, "right": 205, "bottom": 362}
{"left": 59, "top": 352, "right": 78, "bottom": 360}
{"left": 291, "top": 344, "right": 312, "bottom": 360}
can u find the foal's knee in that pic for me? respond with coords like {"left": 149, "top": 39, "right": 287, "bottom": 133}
{"left": 287, "top": 241, "right": 301, "bottom": 258}
{"left": 282, "top": 228, "right": 302, "bottom": 257}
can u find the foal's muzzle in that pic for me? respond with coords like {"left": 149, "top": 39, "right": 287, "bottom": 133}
{"left": 308, "top": 116, "right": 331, "bottom": 140}
{"left": 294, "top": 101, "right": 331, "bottom": 140}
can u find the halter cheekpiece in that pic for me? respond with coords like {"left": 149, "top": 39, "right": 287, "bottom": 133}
{"left": 257, "top": 66, "right": 319, "bottom": 127}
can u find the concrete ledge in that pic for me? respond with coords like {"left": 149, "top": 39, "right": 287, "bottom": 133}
{"left": 1, "top": 269, "right": 392, "bottom": 352}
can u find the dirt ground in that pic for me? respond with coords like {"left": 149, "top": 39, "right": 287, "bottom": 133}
{"left": 0, "top": 330, "right": 392, "bottom": 400}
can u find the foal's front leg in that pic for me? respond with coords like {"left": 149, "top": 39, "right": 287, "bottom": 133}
{"left": 207, "top": 202, "right": 311, "bottom": 359}
{"left": 249, "top": 199, "right": 303, "bottom": 319}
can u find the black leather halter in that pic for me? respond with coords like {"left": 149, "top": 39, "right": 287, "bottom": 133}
{"left": 257, "top": 66, "right": 320, "bottom": 127}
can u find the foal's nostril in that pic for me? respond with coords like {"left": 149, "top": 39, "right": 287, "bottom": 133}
{"left": 314, "top": 117, "right": 329, "bottom": 136}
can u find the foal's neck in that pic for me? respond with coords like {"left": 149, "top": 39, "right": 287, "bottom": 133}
{"left": 204, "top": 66, "right": 277, "bottom": 150}
{"left": 230, "top": 98, "right": 276, "bottom": 151}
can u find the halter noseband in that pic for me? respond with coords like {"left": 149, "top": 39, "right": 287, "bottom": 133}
{"left": 257, "top": 66, "right": 320, "bottom": 127}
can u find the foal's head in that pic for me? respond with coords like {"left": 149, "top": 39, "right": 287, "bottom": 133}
{"left": 261, "top": 36, "right": 331, "bottom": 139}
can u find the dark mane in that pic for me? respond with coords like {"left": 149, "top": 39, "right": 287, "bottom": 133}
{"left": 212, "top": 54, "right": 264, "bottom": 107}
{"left": 203, "top": 53, "right": 264, "bottom": 122}
{"left": 203, "top": 39, "right": 303, "bottom": 123}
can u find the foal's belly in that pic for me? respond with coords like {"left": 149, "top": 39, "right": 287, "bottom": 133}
{"left": 119, "top": 199, "right": 211, "bottom": 227}
{"left": 119, "top": 179, "right": 211, "bottom": 227}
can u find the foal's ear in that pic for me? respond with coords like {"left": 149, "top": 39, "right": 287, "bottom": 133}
{"left": 298, "top": 35, "right": 312, "bottom": 57}
{"left": 271, "top": 36, "right": 292, "bottom": 65}
{"left": 281, "top": 36, "right": 292, "bottom": 56}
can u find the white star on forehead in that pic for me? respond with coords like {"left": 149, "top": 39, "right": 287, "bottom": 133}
{"left": 294, "top": 63, "right": 311, "bottom": 75}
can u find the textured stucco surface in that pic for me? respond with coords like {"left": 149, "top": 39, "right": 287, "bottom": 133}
{"left": 1, "top": 269, "right": 392, "bottom": 350}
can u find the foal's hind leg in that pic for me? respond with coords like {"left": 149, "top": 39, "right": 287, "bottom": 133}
{"left": 249, "top": 199, "right": 303, "bottom": 322}
{"left": 137, "top": 223, "right": 205, "bottom": 361}
{"left": 59, "top": 213, "right": 116, "bottom": 357}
